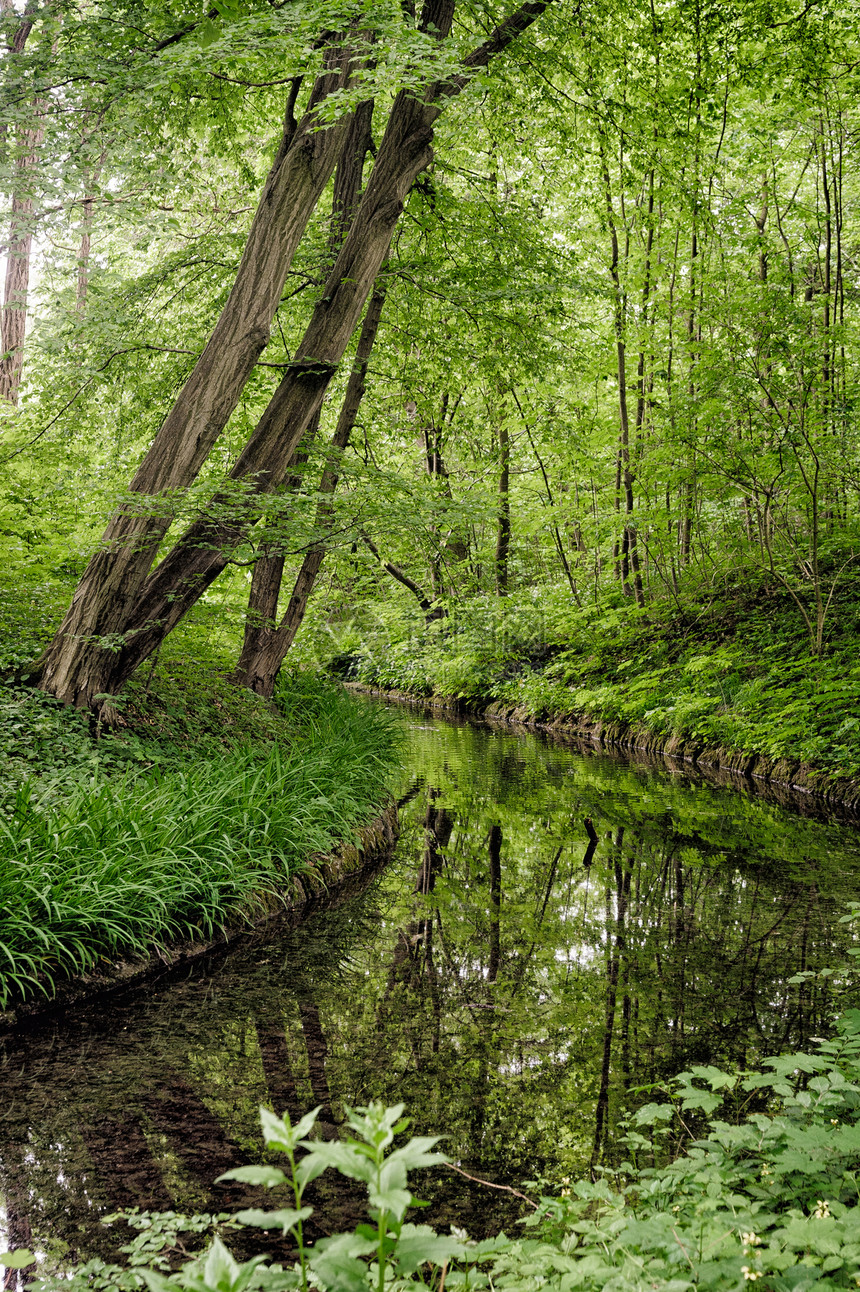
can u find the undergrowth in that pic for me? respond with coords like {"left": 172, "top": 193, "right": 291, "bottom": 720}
{"left": 333, "top": 570, "right": 860, "bottom": 780}
{"left": 0, "top": 584, "right": 399, "bottom": 1010}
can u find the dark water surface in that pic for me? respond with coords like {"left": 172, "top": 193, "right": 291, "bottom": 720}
{"left": 2, "top": 703, "right": 860, "bottom": 1270}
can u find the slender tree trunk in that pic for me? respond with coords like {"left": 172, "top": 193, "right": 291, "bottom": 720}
{"left": 592, "top": 829, "right": 629, "bottom": 1164}
{"left": 0, "top": 119, "right": 43, "bottom": 404}
{"left": 681, "top": 222, "right": 698, "bottom": 566}
{"left": 0, "top": 2, "right": 43, "bottom": 405}
{"left": 512, "top": 390, "right": 580, "bottom": 603}
{"left": 629, "top": 168, "right": 655, "bottom": 608}
{"left": 597, "top": 132, "right": 644, "bottom": 604}
{"left": 233, "top": 276, "right": 389, "bottom": 694}
{"left": 237, "top": 402, "right": 324, "bottom": 659}
{"left": 487, "top": 823, "right": 502, "bottom": 983}
{"left": 681, "top": 20, "right": 703, "bottom": 569}
{"left": 75, "top": 150, "right": 104, "bottom": 315}
{"left": 820, "top": 116, "right": 832, "bottom": 439}
{"left": 495, "top": 418, "right": 510, "bottom": 595}
{"left": 362, "top": 531, "right": 445, "bottom": 623}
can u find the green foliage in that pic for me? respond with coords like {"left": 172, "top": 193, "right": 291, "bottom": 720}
{"left": 38, "top": 1011, "right": 860, "bottom": 1292}
{"left": 339, "top": 576, "right": 860, "bottom": 779}
{"left": 0, "top": 671, "right": 398, "bottom": 1009}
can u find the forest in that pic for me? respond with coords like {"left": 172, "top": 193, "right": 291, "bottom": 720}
{"left": 3, "top": 0, "right": 860, "bottom": 1287}
{"left": 0, "top": 0, "right": 858, "bottom": 765}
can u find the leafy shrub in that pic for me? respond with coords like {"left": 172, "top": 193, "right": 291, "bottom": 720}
{"left": 342, "top": 579, "right": 860, "bottom": 779}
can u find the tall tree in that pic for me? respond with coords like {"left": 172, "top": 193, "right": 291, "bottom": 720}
{"left": 0, "top": 0, "right": 41, "bottom": 405}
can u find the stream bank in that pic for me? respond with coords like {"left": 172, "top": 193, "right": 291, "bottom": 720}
{"left": 329, "top": 577, "right": 860, "bottom": 812}
{"left": 3, "top": 699, "right": 860, "bottom": 1273}
{"left": 0, "top": 800, "right": 398, "bottom": 1033}
{"left": 0, "top": 667, "right": 400, "bottom": 1020}
{"left": 348, "top": 684, "right": 860, "bottom": 814}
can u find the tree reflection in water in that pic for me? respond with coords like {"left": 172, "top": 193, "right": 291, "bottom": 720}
{"left": 1, "top": 706, "right": 859, "bottom": 1272}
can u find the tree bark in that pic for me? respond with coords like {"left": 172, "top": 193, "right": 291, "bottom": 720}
{"left": 234, "top": 404, "right": 323, "bottom": 680}
{"left": 232, "top": 100, "right": 376, "bottom": 693}
{"left": 34, "top": 46, "right": 358, "bottom": 700}
{"left": 487, "top": 823, "right": 502, "bottom": 983}
{"left": 0, "top": 2, "right": 43, "bottom": 406}
{"left": 495, "top": 418, "right": 510, "bottom": 595}
{"left": 0, "top": 109, "right": 43, "bottom": 404}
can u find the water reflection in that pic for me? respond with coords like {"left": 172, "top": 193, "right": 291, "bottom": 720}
{"left": 2, "top": 705, "right": 859, "bottom": 1270}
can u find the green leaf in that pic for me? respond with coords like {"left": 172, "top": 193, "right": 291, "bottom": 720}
{"left": 386, "top": 1135, "right": 449, "bottom": 1172}
{"left": 0, "top": 1251, "right": 35, "bottom": 1270}
{"left": 368, "top": 1185, "right": 413, "bottom": 1219}
{"left": 216, "top": 1166, "right": 287, "bottom": 1189}
{"left": 309, "top": 1234, "right": 377, "bottom": 1292}
{"left": 233, "top": 1207, "right": 313, "bottom": 1235}
{"left": 633, "top": 1102, "right": 675, "bottom": 1126}
{"left": 204, "top": 1238, "right": 241, "bottom": 1291}
{"left": 260, "top": 1106, "right": 321, "bottom": 1153}
{"left": 393, "top": 1225, "right": 467, "bottom": 1275}
{"left": 685, "top": 1064, "right": 735, "bottom": 1090}
{"left": 294, "top": 1154, "right": 330, "bottom": 1189}
{"left": 136, "top": 1271, "right": 177, "bottom": 1292}
{"left": 197, "top": 18, "right": 221, "bottom": 46}
{"left": 298, "top": 1141, "right": 375, "bottom": 1184}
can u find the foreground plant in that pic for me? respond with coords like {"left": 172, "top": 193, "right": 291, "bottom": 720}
{"left": 29, "top": 1008, "right": 860, "bottom": 1292}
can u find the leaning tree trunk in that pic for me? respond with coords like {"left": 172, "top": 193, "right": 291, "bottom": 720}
{"left": 39, "top": 58, "right": 443, "bottom": 706}
{"left": 236, "top": 404, "right": 323, "bottom": 677}
{"left": 35, "top": 0, "right": 554, "bottom": 711}
{"left": 34, "top": 45, "right": 358, "bottom": 703}
{"left": 233, "top": 98, "right": 375, "bottom": 689}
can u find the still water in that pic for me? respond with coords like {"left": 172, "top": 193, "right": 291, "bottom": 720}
{"left": 2, "top": 702, "right": 860, "bottom": 1270}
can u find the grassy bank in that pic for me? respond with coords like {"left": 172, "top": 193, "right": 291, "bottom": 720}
{"left": 0, "top": 580, "right": 399, "bottom": 1010}
{"left": 330, "top": 571, "right": 860, "bottom": 785}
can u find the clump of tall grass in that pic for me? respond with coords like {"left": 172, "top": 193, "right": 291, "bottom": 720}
{"left": 0, "top": 682, "right": 399, "bottom": 1009}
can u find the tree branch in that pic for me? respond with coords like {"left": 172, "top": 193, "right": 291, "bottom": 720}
{"left": 442, "top": 0, "right": 560, "bottom": 98}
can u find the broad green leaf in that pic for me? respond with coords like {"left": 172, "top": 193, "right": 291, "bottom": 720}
{"left": 393, "top": 1227, "right": 469, "bottom": 1275}
{"left": 298, "top": 1141, "right": 375, "bottom": 1183}
{"left": 0, "top": 1252, "right": 35, "bottom": 1270}
{"left": 368, "top": 1184, "right": 413, "bottom": 1219}
{"left": 294, "top": 1154, "right": 331, "bottom": 1189}
{"left": 309, "top": 1233, "right": 377, "bottom": 1292}
{"left": 260, "top": 1106, "right": 321, "bottom": 1153}
{"left": 234, "top": 1207, "right": 312, "bottom": 1235}
{"left": 216, "top": 1166, "right": 286, "bottom": 1189}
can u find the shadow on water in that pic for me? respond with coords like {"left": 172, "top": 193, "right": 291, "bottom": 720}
{"left": 2, "top": 701, "right": 860, "bottom": 1273}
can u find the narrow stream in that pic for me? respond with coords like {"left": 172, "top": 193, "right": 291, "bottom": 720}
{"left": 2, "top": 701, "right": 860, "bottom": 1272}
